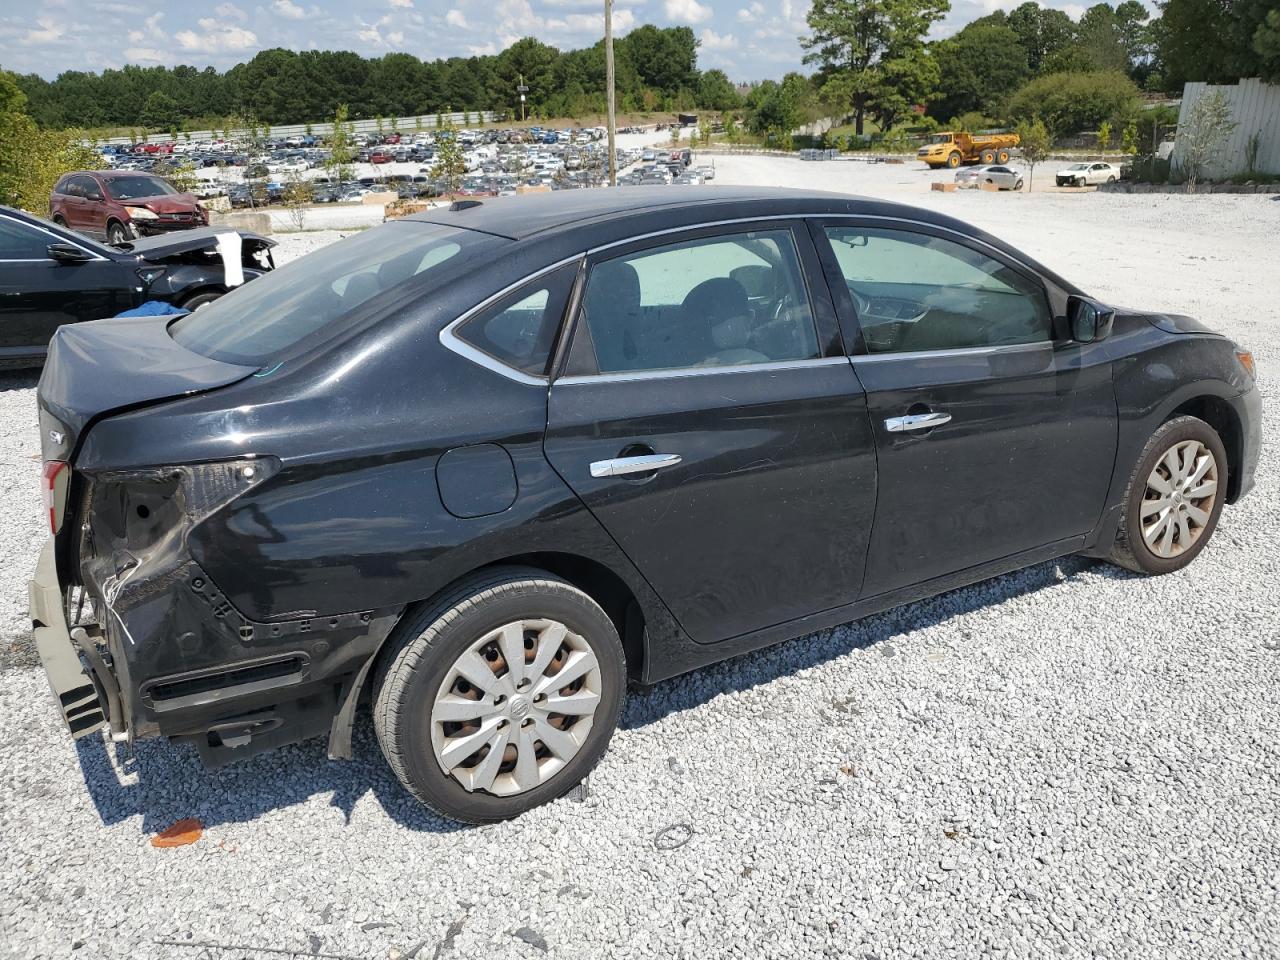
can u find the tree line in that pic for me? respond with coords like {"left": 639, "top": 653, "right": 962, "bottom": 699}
{"left": 11, "top": 25, "right": 741, "bottom": 132}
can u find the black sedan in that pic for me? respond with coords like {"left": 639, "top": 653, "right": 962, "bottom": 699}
{"left": 0, "top": 206, "right": 274, "bottom": 366}
{"left": 31, "top": 188, "right": 1260, "bottom": 823}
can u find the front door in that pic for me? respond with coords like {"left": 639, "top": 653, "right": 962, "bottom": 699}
{"left": 0, "top": 214, "right": 134, "bottom": 361}
{"left": 812, "top": 220, "right": 1118, "bottom": 597}
{"left": 544, "top": 223, "right": 877, "bottom": 644}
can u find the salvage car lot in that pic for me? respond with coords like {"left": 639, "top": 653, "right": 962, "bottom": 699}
{"left": 1, "top": 164, "right": 1278, "bottom": 959}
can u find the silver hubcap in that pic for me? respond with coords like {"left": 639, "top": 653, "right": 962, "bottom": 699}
{"left": 430, "top": 619, "right": 602, "bottom": 797}
{"left": 1141, "top": 439, "right": 1218, "bottom": 558}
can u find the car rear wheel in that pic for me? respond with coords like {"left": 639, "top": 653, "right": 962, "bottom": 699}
{"left": 981, "top": 150, "right": 995, "bottom": 164}
{"left": 997, "top": 150, "right": 1011, "bottom": 163}
{"left": 1110, "top": 416, "right": 1227, "bottom": 575}
{"left": 106, "top": 220, "right": 132, "bottom": 245}
{"left": 373, "top": 567, "right": 626, "bottom": 823}
{"left": 51, "top": 215, "right": 67, "bottom": 227}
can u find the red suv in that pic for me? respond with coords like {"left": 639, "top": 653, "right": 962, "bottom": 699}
{"left": 49, "top": 171, "right": 208, "bottom": 245}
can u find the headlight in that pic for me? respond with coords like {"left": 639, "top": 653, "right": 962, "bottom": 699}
{"left": 128, "top": 207, "right": 159, "bottom": 220}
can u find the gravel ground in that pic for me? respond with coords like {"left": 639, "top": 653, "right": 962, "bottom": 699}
{"left": 1, "top": 171, "right": 1277, "bottom": 960}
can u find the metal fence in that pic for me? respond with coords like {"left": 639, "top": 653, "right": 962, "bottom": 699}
{"left": 1173, "top": 79, "right": 1280, "bottom": 179}
{"left": 98, "top": 110, "right": 501, "bottom": 147}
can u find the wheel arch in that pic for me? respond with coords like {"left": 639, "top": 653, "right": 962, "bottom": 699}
{"left": 1164, "top": 394, "right": 1245, "bottom": 503}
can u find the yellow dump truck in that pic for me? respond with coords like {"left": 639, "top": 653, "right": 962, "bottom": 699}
{"left": 917, "top": 132, "right": 1020, "bottom": 169}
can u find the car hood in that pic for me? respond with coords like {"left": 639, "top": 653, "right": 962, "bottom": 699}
{"left": 120, "top": 194, "right": 200, "bottom": 213}
{"left": 121, "top": 226, "right": 275, "bottom": 260}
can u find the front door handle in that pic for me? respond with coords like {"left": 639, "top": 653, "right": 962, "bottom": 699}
{"left": 884, "top": 411, "right": 952, "bottom": 433}
{"left": 590, "top": 453, "right": 682, "bottom": 478}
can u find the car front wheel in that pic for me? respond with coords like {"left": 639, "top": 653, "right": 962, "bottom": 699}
{"left": 373, "top": 567, "right": 626, "bottom": 823}
{"left": 1110, "top": 416, "right": 1227, "bottom": 575}
{"left": 106, "top": 221, "right": 133, "bottom": 245}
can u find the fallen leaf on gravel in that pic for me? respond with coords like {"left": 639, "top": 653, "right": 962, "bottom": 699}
{"left": 150, "top": 818, "right": 203, "bottom": 848}
{"left": 839, "top": 762, "right": 856, "bottom": 776}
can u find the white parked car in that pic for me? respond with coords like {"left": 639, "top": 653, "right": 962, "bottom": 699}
{"left": 955, "top": 164, "right": 1025, "bottom": 191}
{"left": 1056, "top": 161, "right": 1120, "bottom": 187}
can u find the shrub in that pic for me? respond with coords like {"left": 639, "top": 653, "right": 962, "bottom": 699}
{"left": 1006, "top": 70, "right": 1141, "bottom": 137}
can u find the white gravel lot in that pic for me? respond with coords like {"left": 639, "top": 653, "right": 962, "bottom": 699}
{"left": 1, "top": 162, "right": 1277, "bottom": 960}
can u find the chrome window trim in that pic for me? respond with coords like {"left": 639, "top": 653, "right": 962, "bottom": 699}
{"left": 555, "top": 355, "right": 851, "bottom": 386}
{"left": 850, "top": 340, "right": 1058, "bottom": 364}
{"left": 0, "top": 213, "right": 109, "bottom": 263}
{"left": 438, "top": 252, "right": 585, "bottom": 385}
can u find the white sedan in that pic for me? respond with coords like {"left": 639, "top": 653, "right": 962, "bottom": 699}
{"left": 1055, "top": 162, "right": 1120, "bottom": 187}
{"left": 955, "top": 165, "right": 1025, "bottom": 191}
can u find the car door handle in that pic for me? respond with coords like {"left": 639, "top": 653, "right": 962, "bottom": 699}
{"left": 884, "top": 412, "right": 952, "bottom": 433}
{"left": 590, "top": 454, "right": 683, "bottom": 478}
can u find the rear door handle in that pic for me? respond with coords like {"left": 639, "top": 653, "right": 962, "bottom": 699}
{"left": 590, "top": 454, "right": 682, "bottom": 478}
{"left": 884, "top": 412, "right": 952, "bottom": 433}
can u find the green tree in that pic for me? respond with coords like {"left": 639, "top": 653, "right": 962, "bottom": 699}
{"left": 1014, "top": 117, "right": 1051, "bottom": 189}
{"left": 1175, "top": 88, "right": 1236, "bottom": 192}
{"left": 697, "top": 69, "right": 742, "bottom": 111}
{"left": 139, "top": 90, "right": 182, "bottom": 131}
{"left": 1004, "top": 2, "right": 1077, "bottom": 73}
{"left": 326, "top": 103, "right": 355, "bottom": 184}
{"left": 802, "top": 0, "right": 950, "bottom": 136}
{"left": 431, "top": 120, "right": 467, "bottom": 196}
{"left": 929, "top": 23, "right": 1030, "bottom": 120}
{"left": 0, "top": 71, "right": 98, "bottom": 213}
{"left": 1097, "top": 119, "right": 1112, "bottom": 150}
{"left": 1006, "top": 69, "right": 1140, "bottom": 136}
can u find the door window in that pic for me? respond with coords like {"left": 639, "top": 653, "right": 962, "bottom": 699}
{"left": 578, "top": 228, "right": 819, "bottom": 374}
{"left": 822, "top": 226, "right": 1051, "bottom": 354}
{"left": 0, "top": 217, "right": 51, "bottom": 260}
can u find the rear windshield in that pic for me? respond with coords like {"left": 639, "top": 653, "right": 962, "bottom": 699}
{"left": 170, "top": 222, "right": 501, "bottom": 365}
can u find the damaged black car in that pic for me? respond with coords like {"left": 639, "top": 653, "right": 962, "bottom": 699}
{"left": 31, "top": 188, "right": 1260, "bottom": 824}
{"left": 0, "top": 205, "right": 274, "bottom": 366}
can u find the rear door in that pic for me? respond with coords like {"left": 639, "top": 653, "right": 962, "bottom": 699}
{"left": 811, "top": 219, "right": 1117, "bottom": 597}
{"left": 544, "top": 222, "right": 877, "bottom": 645}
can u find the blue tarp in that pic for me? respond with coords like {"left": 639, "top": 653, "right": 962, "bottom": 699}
{"left": 113, "top": 301, "right": 189, "bottom": 318}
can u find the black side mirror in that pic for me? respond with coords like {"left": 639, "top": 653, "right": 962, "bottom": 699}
{"left": 47, "top": 243, "right": 92, "bottom": 264}
{"left": 1068, "top": 295, "right": 1115, "bottom": 343}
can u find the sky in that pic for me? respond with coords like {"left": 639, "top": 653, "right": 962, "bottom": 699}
{"left": 1, "top": 0, "right": 1158, "bottom": 82}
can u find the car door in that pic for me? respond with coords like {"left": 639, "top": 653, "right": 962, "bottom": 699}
{"left": 0, "top": 214, "right": 135, "bottom": 360}
{"left": 544, "top": 222, "right": 877, "bottom": 645}
{"left": 811, "top": 219, "right": 1118, "bottom": 598}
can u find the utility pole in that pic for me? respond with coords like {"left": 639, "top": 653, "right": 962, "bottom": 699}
{"left": 518, "top": 74, "right": 528, "bottom": 123}
{"left": 605, "top": 0, "right": 617, "bottom": 186}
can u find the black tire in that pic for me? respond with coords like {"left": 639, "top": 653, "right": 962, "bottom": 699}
{"left": 180, "top": 290, "right": 224, "bottom": 311}
{"left": 106, "top": 220, "right": 132, "bottom": 245}
{"left": 51, "top": 215, "right": 67, "bottom": 227}
{"left": 947, "top": 152, "right": 962, "bottom": 168}
{"left": 373, "top": 567, "right": 626, "bottom": 823}
{"left": 980, "top": 150, "right": 995, "bottom": 164}
{"left": 997, "top": 150, "right": 1010, "bottom": 163}
{"left": 1110, "top": 416, "right": 1228, "bottom": 575}
{"left": 1015, "top": 179, "right": 1024, "bottom": 191}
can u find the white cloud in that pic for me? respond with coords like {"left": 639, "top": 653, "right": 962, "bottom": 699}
{"left": 467, "top": 40, "right": 498, "bottom": 55}
{"left": 25, "top": 16, "right": 66, "bottom": 43}
{"left": 386, "top": 29, "right": 404, "bottom": 43}
{"left": 213, "top": 2, "right": 248, "bottom": 20}
{"left": 445, "top": 8, "right": 469, "bottom": 28}
{"left": 700, "top": 27, "right": 738, "bottom": 49}
{"left": 663, "top": 0, "right": 711, "bottom": 24}
{"left": 737, "top": 1, "right": 764, "bottom": 22}
{"left": 389, "top": 0, "right": 414, "bottom": 7}
{"left": 174, "top": 23, "right": 257, "bottom": 51}
{"left": 123, "top": 46, "right": 170, "bottom": 63}
{"left": 272, "top": 0, "right": 305, "bottom": 19}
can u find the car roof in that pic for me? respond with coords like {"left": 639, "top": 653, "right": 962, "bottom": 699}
{"left": 407, "top": 186, "right": 963, "bottom": 242}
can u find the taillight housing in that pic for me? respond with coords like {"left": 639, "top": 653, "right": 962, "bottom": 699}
{"left": 43, "top": 460, "right": 69, "bottom": 534}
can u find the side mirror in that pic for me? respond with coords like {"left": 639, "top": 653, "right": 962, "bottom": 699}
{"left": 47, "top": 243, "right": 92, "bottom": 264}
{"left": 1068, "top": 295, "right": 1115, "bottom": 343}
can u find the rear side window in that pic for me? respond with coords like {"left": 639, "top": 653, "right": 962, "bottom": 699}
{"left": 452, "top": 262, "right": 578, "bottom": 377}
{"left": 170, "top": 222, "right": 503, "bottom": 365}
{"left": 577, "top": 228, "right": 819, "bottom": 374}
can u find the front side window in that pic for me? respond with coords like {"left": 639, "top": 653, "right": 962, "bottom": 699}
{"left": 579, "top": 228, "right": 819, "bottom": 374}
{"left": 171, "top": 221, "right": 504, "bottom": 364}
{"left": 823, "top": 226, "right": 1051, "bottom": 355}
{"left": 0, "top": 217, "right": 50, "bottom": 260}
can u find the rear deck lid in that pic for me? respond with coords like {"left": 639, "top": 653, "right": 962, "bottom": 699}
{"left": 38, "top": 314, "right": 258, "bottom": 463}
